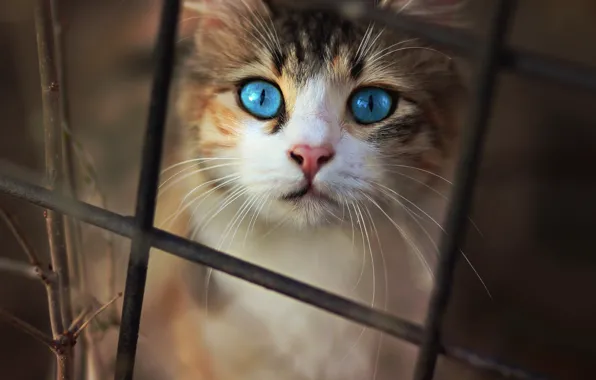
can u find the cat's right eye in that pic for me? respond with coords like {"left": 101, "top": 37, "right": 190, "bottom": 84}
{"left": 238, "top": 79, "right": 283, "bottom": 120}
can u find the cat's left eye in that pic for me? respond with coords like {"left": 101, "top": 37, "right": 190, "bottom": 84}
{"left": 238, "top": 79, "right": 283, "bottom": 120}
{"left": 349, "top": 87, "right": 396, "bottom": 125}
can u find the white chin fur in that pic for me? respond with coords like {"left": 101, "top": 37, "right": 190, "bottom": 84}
{"left": 263, "top": 196, "right": 342, "bottom": 229}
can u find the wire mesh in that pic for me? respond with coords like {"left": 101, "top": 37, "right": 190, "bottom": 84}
{"left": 1, "top": 0, "right": 596, "bottom": 379}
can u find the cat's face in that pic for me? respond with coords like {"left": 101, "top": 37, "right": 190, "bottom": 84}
{"left": 178, "top": 0, "right": 465, "bottom": 228}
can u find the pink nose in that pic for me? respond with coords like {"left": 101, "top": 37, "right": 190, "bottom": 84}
{"left": 288, "top": 144, "right": 335, "bottom": 180}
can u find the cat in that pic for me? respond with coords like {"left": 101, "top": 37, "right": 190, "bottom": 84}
{"left": 133, "top": 1, "right": 468, "bottom": 379}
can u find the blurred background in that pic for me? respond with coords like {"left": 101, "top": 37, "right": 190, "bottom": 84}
{"left": 0, "top": 0, "right": 595, "bottom": 379}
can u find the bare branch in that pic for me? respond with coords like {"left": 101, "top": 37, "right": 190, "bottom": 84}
{"left": 0, "top": 209, "right": 42, "bottom": 266}
{"left": 0, "top": 258, "right": 38, "bottom": 279}
{"left": 35, "top": 0, "right": 73, "bottom": 335}
{"left": 68, "top": 306, "right": 91, "bottom": 333}
{"left": 74, "top": 292, "right": 123, "bottom": 339}
{"left": 49, "top": 0, "right": 84, "bottom": 307}
{"left": 0, "top": 309, "right": 55, "bottom": 351}
{"left": 35, "top": 0, "right": 76, "bottom": 378}
{"left": 0, "top": 208, "right": 54, "bottom": 282}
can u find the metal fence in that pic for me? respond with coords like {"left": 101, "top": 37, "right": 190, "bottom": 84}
{"left": 2, "top": 0, "right": 596, "bottom": 379}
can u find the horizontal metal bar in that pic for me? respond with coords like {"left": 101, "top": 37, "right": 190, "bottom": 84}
{"left": 278, "top": 0, "right": 474, "bottom": 53}
{"left": 0, "top": 170, "right": 422, "bottom": 344}
{"left": 0, "top": 168, "right": 551, "bottom": 380}
{"left": 280, "top": 0, "right": 596, "bottom": 94}
{"left": 502, "top": 48, "right": 596, "bottom": 92}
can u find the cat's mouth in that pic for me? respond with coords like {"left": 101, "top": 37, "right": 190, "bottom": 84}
{"left": 281, "top": 184, "right": 334, "bottom": 204}
{"left": 282, "top": 187, "right": 310, "bottom": 200}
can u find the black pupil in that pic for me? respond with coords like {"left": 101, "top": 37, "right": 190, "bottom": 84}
{"left": 260, "top": 89, "right": 266, "bottom": 106}
{"left": 368, "top": 95, "right": 374, "bottom": 112}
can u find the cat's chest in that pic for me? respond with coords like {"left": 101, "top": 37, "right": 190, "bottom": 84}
{"left": 195, "top": 220, "right": 387, "bottom": 380}
{"left": 190, "top": 211, "right": 429, "bottom": 380}
{"left": 196, "top": 215, "right": 394, "bottom": 299}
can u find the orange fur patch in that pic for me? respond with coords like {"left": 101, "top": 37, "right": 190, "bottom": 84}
{"left": 278, "top": 73, "right": 298, "bottom": 114}
{"left": 199, "top": 140, "right": 236, "bottom": 157}
{"left": 208, "top": 105, "right": 238, "bottom": 137}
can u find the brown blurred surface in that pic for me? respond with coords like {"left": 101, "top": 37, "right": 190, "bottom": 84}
{"left": 0, "top": 1, "right": 595, "bottom": 379}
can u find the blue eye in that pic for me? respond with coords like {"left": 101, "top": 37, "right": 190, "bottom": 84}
{"left": 350, "top": 87, "right": 395, "bottom": 125}
{"left": 239, "top": 80, "right": 283, "bottom": 119}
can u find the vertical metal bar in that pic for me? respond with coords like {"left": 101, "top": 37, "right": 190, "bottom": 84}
{"left": 113, "top": 1, "right": 181, "bottom": 379}
{"left": 413, "top": 1, "right": 517, "bottom": 379}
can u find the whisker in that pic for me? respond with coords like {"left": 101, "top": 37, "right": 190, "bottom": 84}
{"left": 218, "top": 196, "right": 249, "bottom": 250}
{"left": 359, "top": 192, "right": 433, "bottom": 277}
{"left": 373, "top": 182, "right": 444, "bottom": 232}
{"left": 158, "top": 163, "right": 239, "bottom": 197}
{"left": 159, "top": 163, "right": 201, "bottom": 189}
{"left": 260, "top": 211, "right": 293, "bottom": 238}
{"left": 179, "top": 173, "right": 239, "bottom": 206}
{"left": 193, "top": 185, "right": 250, "bottom": 318}
{"left": 237, "top": 0, "right": 276, "bottom": 54}
{"left": 374, "top": 46, "right": 452, "bottom": 71}
{"left": 349, "top": 201, "right": 368, "bottom": 293}
{"left": 246, "top": 0, "right": 282, "bottom": 53}
{"left": 197, "top": 186, "right": 248, "bottom": 237}
{"left": 160, "top": 157, "right": 239, "bottom": 176}
{"left": 341, "top": 197, "right": 363, "bottom": 292}
{"left": 335, "top": 202, "right": 377, "bottom": 368}
{"left": 355, "top": 23, "right": 374, "bottom": 62}
{"left": 372, "top": 184, "right": 491, "bottom": 298}
{"left": 362, "top": 205, "right": 388, "bottom": 380}
{"left": 387, "top": 169, "right": 449, "bottom": 199}
{"left": 381, "top": 169, "right": 484, "bottom": 238}
{"left": 367, "top": 163, "right": 453, "bottom": 185}
{"left": 244, "top": 192, "right": 270, "bottom": 247}
{"left": 354, "top": 203, "right": 376, "bottom": 309}
{"left": 188, "top": 182, "right": 243, "bottom": 227}
{"left": 395, "top": 0, "right": 416, "bottom": 13}
{"left": 224, "top": 194, "right": 261, "bottom": 251}
{"left": 459, "top": 250, "right": 492, "bottom": 298}
{"left": 468, "top": 219, "right": 485, "bottom": 238}
{"left": 362, "top": 27, "right": 386, "bottom": 61}
{"left": 366, "top": 38, "right": 417, "bottom": 67}
{"left": 159, "top": 175, "right": 240, "bottom": 229}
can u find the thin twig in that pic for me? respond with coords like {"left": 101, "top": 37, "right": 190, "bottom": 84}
{"left": 0, "top": 309, "right": 55, "bottom": 351}
{"left": 0, "top": 258, "right": 38, "bottom": 279}
{"left": 68, "top": 306, "right": 91, "bottom": 333}
{"left": 0, "top": 209, "right": 42, "bottom": 266}
{"left": 0, "top": 208, "right": 53, "bottom": 282}
{"left": 0, "top": 207, "right": 62, "bottom": 343}
{"left": 74, "top": 292, "right": 123, "bottom": 339}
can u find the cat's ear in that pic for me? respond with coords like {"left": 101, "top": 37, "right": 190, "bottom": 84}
{"left": 182, "top": 0, "right": 273, "bottom": 36}
{"left": 182, "top": 0, "right": 270, "bottom": 22}
{"left": 377, "top": 0, "right": 468, "bottom": 28}
{"left": 181, "top": 0, "right": 273, "bottom": 58}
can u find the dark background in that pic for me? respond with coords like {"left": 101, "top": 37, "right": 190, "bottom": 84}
{"left": 0, "top": 1, "right": 595, "bottom": 379}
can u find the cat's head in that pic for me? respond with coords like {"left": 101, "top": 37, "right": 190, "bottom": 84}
{"left": 177, "top": 0, "right": 467, "bottom": 228}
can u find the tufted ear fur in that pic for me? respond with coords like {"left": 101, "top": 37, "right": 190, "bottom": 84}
{"left": 182, "top": 0, "right": 271, "bottom": 27}
{"left": 377, "top": 0, "right": 469, "bottom": 28}
{"left": 181, "top": 0, "right": 274, "bottom": 51}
